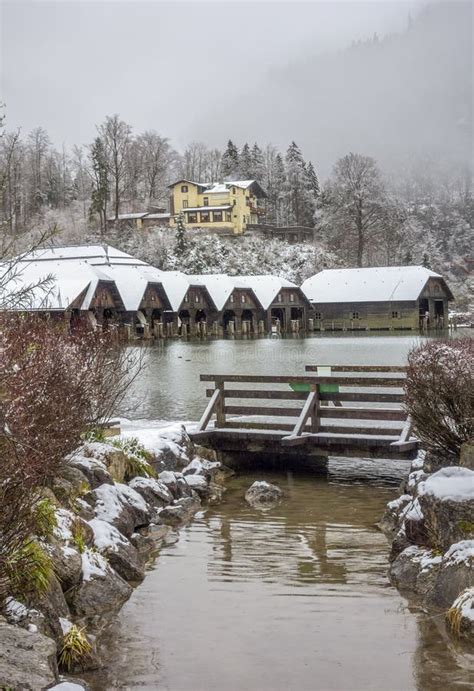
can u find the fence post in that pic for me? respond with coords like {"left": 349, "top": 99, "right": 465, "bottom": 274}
{"left": 216, "top": 378, "right": 225, "bottom": 428}
{"left": 310, "top": 383, "right": 319, "bottom": 433}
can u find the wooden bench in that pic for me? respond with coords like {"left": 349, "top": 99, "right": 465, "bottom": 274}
{"left": 192, "top": 365, "right": 418, "bottom": 459}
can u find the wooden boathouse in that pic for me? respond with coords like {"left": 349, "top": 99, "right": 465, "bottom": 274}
{"left": 301, "top": 266, "right": 453, "bottom": 331}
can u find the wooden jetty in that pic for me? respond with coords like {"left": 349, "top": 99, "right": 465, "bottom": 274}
{"left": 190, "top": 365, "right": 418, "bottom": 466}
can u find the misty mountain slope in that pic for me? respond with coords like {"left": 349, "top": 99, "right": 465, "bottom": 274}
{"left": 199, "top": 2, "right": 471, "bottom": 174}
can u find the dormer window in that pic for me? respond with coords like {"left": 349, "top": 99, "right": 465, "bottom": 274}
{"left": 181, "top": 185, "right": 188, "bottom": 193}
{"left": 277, "top": 293, "right": 283, "bottom": 303}
{"left": 230, "top": 293, "right": 234, "bottom": 303}
{"left": 203, "top": 197, "right": 209, "bottom": 206}
{"left": 232, "top": 187, "right": 236, "bottom": 194}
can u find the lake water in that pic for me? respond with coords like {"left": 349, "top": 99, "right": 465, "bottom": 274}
{"left": 92, "top": 334, "right": 473, "bottom": 690}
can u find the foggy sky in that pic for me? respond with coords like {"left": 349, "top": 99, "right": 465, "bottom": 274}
{"left": 1, "top": 0, "right": 421, "bottom": 157}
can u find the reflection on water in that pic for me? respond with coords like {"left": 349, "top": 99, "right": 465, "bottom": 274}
{"left": 89, "top": 464, "right": 473, "bottom": 691}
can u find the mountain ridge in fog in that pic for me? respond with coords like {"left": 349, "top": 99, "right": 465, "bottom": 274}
{"left": 194, "top": 2, "right": 471, "bottom": 176}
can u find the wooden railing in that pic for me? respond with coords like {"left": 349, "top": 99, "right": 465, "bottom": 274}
{"left": 197, "top": 365, "right": 414, "bottom": 452}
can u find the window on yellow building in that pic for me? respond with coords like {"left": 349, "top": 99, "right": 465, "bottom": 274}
{"left": 213, "top": 211, "right": 223, "bottom": 222}
{"left": 225, "top": 212, "right": 232, "bottom": 221}
{"left": 187, "top": 212, "right": 197, "bottom": 222}
{"left": 232, "top": 187, "right": 236, "bottom": 194}
{"left": 183, "top": 200, "right": 188, "bottom": 208}
{"left": 200, "top": 211, "right": 210, "bottom": 222}
{"left": 203, "top": 197, "right": 209, "bottom": 206}
{"left": 181, "top": 185, "right": 188, "bottom": 193}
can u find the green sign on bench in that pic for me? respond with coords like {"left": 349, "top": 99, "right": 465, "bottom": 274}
{"left": 290, "top": 367, "right": 340, "bottom": 394}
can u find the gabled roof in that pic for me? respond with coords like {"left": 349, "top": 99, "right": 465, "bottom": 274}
{"left": 0, "top": 259, "right": 115, "bottom": 311}
{"left": 301, "top": 266, "right": 454, "bottom": 304}
{"left": 188, "top": 274, "right": 258, "bottom": 311}
{"left": 169, "top": 179, "right": 267, "bottom": 198}
{"left": 234, "top": 275, "right": 298, "bottom": 310}
{"left": 24, "top": 244, "right": 146, "bottom": 266}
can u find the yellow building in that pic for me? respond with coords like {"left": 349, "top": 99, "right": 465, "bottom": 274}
{"left": 168, "top": 179, "right": 266, "bottom": 234}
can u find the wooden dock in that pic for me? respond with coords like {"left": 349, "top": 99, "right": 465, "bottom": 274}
{"left": 189, "top": 365, "right": 418, "bottom": 464}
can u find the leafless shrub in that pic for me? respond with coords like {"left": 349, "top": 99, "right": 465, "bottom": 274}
{"left": 0, "top": 315, "right": 143, "bottom": 605}
{"left": 405, "top": 338, "right": 474, "bottom": 462}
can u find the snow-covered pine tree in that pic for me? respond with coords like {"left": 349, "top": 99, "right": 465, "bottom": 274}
{"left": 284, "top": 141, "right": 315, "bottom": 227}
{"left": 174, "top": 211, "right": 188, "bottom": 256}
{"left": 251, "top": 143, "right": 265, "bottom": 181}
{"left": 221, "top": 140, "right": 239, "bottom": 179}
{"left": 239, "top": 143, "right": 253, "bottom": 179}
{"left": 89, "top": 137, "right": 109, "bottom": 236}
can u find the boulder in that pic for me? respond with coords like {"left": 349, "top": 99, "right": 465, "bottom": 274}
{"left": 389, "top": 545, "right": 441, "bottom": 594}
{"left": 245, "top": 481, "right": 282, "bottom": 507}
{"left": 159, "top": 496, "right": 200, "bottom": 527}
{"left": 130, "top": 531, "right": 156, "bottom": 559}
{"left": 0, "top": 616, "right": 58, "bottom": 689}
{"left": 54, "top": 509, "right": 95, "bottom": 551}
{"left": 67, "top": 550, "right": 132, "bottom": 618}
{"left": 28, "top": 574, "right": 70, "bottom": 645}
{"left": 418, "top": 467, "right": 474, "bottom": 550}
{"left": 48, "top": 543, "right": 83, "bottom": 592}
{"left": 183, "top": 473, "right": 209, "bottom": 498}
{"left": 81, "top": 441, "right": 129, "bottom": 483}
{"left": 88, "top": 518, "right": 145, "bottom": 582}
{"left": 91, "top": 483, "right": 152, "bottom": 538}
{"left": 128, "top": 476, "right": 173, "bottom": 507}
{"left": 426, "top": 540, "right": 474, "bottom": 608}
{"left": 150, "top": 425, "right": 194, "bottom": 472}
{"left": 68, "top": 454, "right": 114, "bottom": 489}
{"left": 157, "top": 470, "right": 179, "bottom": 497}
{"left": 380, "top": 494, "right": 412, "bottom": 537}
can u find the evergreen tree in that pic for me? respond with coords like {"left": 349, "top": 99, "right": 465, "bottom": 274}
{"left": 251, "top": 143, "right": 265, "bottom": 181}
{"left": 221, "top": 140, "right": 239, "bottom": 179}
{"left": 174, "top": 211, "right": 188, "bottom": 256}
{"left": 284, "top": 141, "right": 315, "bottom": 226}
{"left": 89, "top": 137, "right": 109, "bottom": 236}
{"left": 239, "top": 143, "right": 253, "bottom": 178}
{"left": 306, "top": 161, "right": 320, "bottom": 197}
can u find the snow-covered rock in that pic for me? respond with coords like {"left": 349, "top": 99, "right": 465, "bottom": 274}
{"left": 91, "top": 483, "right": 151, "bottom": 537}
{"left": 68, "top": 549, "right": 132, "bottom": 617}
{"left": 245, "top": 481, "right": 282, "bottom": 507}
{"left": 159, "top": 496, "right": 201, "bottom": 527}
{"left": 418, "top": 467, "right": 474, "bottom": 550}
{"left": 88, "top": 518, "right": 144, "bottom": 581}
{"left": 0, "top": 616, "right": 58, "bottom": 689}
{"left": 67, "top": 453, "right": 113, "bottom": 489}
{"left": 128, "top": 476, "right": 173, "bottom": 507}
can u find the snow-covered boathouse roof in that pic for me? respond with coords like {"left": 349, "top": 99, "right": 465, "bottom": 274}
{"left": 25, "top": 244, "right": 146, "bottom": 267}
{"left": 234, "top": 275, "right": 300, "bottom": 310}
{"left": 188, "top": 274, "right": 261, "bottom": 311}
{"left": 301, "top": 266, "right": 454, "bottom": 304}
{"left": 0, "top": 258, "right": 117, "bottom": 311}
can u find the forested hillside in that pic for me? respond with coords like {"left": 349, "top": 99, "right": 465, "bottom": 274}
{"left": 0, "top": 2, "right": 471, "bottom": 307}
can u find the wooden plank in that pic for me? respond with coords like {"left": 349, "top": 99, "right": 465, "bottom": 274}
{"left": 318, "top": 407, "right": 406, "bottom": 421}
{"left": 200, "top": 374, "right": 405, "bottom": 385}
{"left": 318, "top": 424, "right": 403, "bottom": 435}
{"left": 197, "top": 389, "right": 221, "bottom": 432}
{"left": 224, "top": 405, "right": 302, "bottom": 417}
{"left": 206, "top": 388, "right": 308, "bottom": 400}
{"left": 291, "top": 390, "right": 318, "bottom": 437}
{"left": 305, "top": 365, "right": 407, "bottom": 373}
{"left": 319, "top": 392, "right": 405, "bottom": 403}
{"left": 223, "top": 420, "right": 295, "bottom": 431}
{"left": 216, "top": 380, "right": 225, "bottom": 428}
